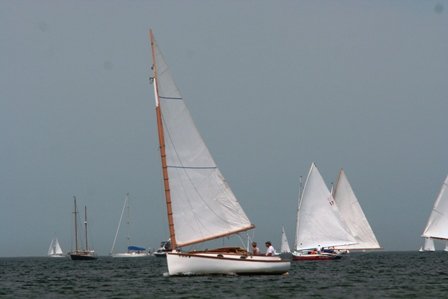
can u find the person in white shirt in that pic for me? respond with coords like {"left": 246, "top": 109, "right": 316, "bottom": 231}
{"left": 265, "top": 241, "right": 275, "bottom": 256}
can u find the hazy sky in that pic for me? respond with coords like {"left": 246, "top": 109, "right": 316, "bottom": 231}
{"left": 1, "top": 1, "right": 447, "bottom": 257}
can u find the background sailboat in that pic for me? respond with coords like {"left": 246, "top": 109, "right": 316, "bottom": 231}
{"left": 292, "top": 163, "right": 357, "bottom": 260}
{"left": 68, "top": 197, "right": 97, "bottom": 260}
{"left": 332, "top": 169, "right": 381, "bottom": 251}
{"left": 420, "top": 176, "right": 448, "bottom": 252}
{"left": 48, "top": 237, "right": 65, "bottom": 257}
{"left": 149, "top": 30, "right": 289, "bottom": 275}
{"left": 280, "top": 226, "right": 291, "bottom": 254}
{"left": 110, "top": 193, "right": 150, "bottom": 258}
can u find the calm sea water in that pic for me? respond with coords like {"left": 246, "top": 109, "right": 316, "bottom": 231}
{"left": 1, "top": 252, "right": 448, "bottom": 298}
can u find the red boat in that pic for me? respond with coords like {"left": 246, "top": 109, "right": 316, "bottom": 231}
{"left": 292, "top": 250, "right": 342, "bottom": 261}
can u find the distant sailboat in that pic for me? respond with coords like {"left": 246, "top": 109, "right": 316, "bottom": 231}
{"left": 332, "top": 169, "right": 381, "bottom": 251}
{"left": 110, "top": 193, "right": 150, "bottom": 258}
{"left": 149, "top": 30, "right": 290, "bottom": 275}
{"left": 420, "top": 176, "right": 448, "bottom": 252}
{"left": 68, "top": 196, "right": 97, "bottom": 260}
{"left": 48, "top": 238, "right": 65, "bottom": 257}
{"left": 292, "top": 163, "right": 357, "bottom": 261}
{"left": 280, "top": 226, "right": 291, "bottom": 254}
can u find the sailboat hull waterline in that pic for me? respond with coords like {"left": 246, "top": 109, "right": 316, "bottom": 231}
{"left": 166, "top": 250, "right": 290, "bottom": 276}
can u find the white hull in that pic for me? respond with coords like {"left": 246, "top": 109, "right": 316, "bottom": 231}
{"left": 166, "top": 252, "right": 290, "bottom": 276}
{"left": 112, "top": 252, "right": 151, "bottom": 258}
{"left": 48, "top": 254, "right": 66, "bottom": 258}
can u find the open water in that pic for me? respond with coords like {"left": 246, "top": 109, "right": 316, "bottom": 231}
{"left": 1, "top": 252, "right": 448, "bottom": 298}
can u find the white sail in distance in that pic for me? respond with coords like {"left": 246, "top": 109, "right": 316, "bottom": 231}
{"left": 48, "top": 238, "right": 63, "bottom": 256}
{"left": 422, "top": 176, "right": 448, "bottom": 241}
{"left": 151, "top": 35, "right": 254, "bottom": 248}
{"left": 295, "top": 163, "right": 357, "bottom": 250}
{"left": 280, "top": 226, "right": 291, "bottom": 253}
{"left": 332, "top": 169, "right": 381, "bottom": 250}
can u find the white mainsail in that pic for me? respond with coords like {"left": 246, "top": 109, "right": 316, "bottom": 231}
{"left": 48, "top": 238, "right": 64, "bottom": 256}
{"left": 332, "top": 169, "right": 381, "bottom": 250}
{"left": 422, "top": 176, "right": 448, "bottom": 241}
{"left": 280, "top": 226, "right": 291, "bottom": 253}
{"left": 151, "top": 34, "right": 254, "bottom": 248}
{"left": 295, "top": 163, "right": 357, "bottom": 250}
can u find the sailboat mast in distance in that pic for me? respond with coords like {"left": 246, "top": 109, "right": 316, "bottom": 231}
{"left": 73, "top": 196, "right": 78, "bottom": 252}
{"left": 149, "top": 29, "right": 177, "bottom": 249}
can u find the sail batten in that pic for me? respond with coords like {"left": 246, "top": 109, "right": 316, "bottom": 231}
{"left": 150, "top": 30, "right": 254, "bottom": 247}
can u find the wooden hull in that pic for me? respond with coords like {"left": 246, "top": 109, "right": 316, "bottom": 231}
{"left": 292, "top": 251, "right": 342, "bottom": 261}
{"left": 166, "top": 250, "right": 290, "bottom": 276}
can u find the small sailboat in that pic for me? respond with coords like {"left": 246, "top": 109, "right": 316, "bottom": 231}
{"left": 332, "top": 169, "right": 381, "bottom": 251}
{"left": 420, "top": 176, "right": 448, "bottom": 252}
{"left": 280, "top": 226, "right": 291, "bottom": 254}
{"left": 292, "top": 163, "right": 357, "bottom": 261}
{"left": 68, "top": 196, "right": 97, "bottom": 260}
{"left": 110, "top": 193, "right": 151, "bottom": 258}
{"left": 149, "top": 30, "right": 290, "bottom": 275}
{"left": 48, "top": 237, "right": 65, "bottom": 257}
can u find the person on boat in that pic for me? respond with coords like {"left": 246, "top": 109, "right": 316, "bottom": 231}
{"left": 265, "top": 241, "right": 275, "bottom": 256}
{"left": 252, "top": 242, "right": 260, "bottom": 255}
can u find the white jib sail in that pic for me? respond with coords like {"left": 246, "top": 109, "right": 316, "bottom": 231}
{"left": 280, "top": 226, "right": 291, "bottom": 253}
{"left": 295, "top": 163, "right": 357, "bottom": 250}
{"left": 332, "top": 169, "right": 381, "bottom": 250}
{"left": 422, "top": 176, "right": 448, "bottom": 240}
{"left": 152, "top": 36, "right": 253, "bottom": 247}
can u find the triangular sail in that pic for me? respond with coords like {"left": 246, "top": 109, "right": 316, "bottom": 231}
{"left": 280, "top": 226, "right": 291, "bottom": 253}
{"left": 150, "top": 31, "right": 254, "bottom": 248}
{"left": 422, "top": 176, "right": 448, "bottom": 240}
{"left": 332, "top": 169, "right": 381, "bottom": 250}
{"left": 295, "top": 163, "right": 357, "bottom": 250}
{"left": 48, "top": 238, "right": 63, "bottom": 255}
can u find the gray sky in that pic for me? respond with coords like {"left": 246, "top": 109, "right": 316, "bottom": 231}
{"left": 1, "top": 1, "right": 447, "bottom": 257}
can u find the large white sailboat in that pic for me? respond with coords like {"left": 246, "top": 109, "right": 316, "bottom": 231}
{"left": 110, "top": 193, "right": 151, "bottom": 258}
{"left": 149, "top": 30, "right": 290, "bottom": 275}
{"left": 420, "top": 176, "right": 448, "bottom": 252}
{"left": 332, "top": 169, "right": 381, "bottom": 251}
{"left": 48, "top": 237, "right": 65, "bottom": 258}
{"left": 292, "top": 163, "right": 357, "bottom": 261}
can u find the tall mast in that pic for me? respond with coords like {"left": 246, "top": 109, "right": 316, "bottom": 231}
{"left": 73, "top": 196, "right": 78, "bottom": 252}
{"left": 294, "top": 176, "right": 303, "bottom": 250}
{"left": 84, "top": 205, "right": 89, "bottom": 251}
{"left": 149, "top": 29, "right": 177, "bottom": 249}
